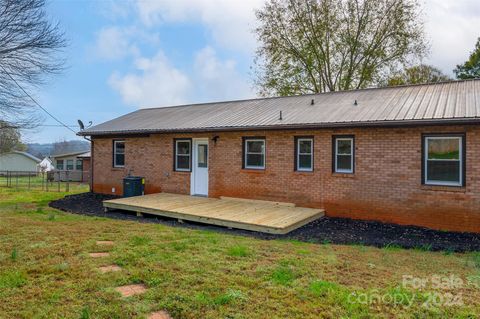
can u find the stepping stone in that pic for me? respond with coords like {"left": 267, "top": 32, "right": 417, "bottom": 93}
{"left": 115, "top": 284, "right": 147, "bottom": 297}
{"left": 89, "top": 252, "right": 110, "bottom": 258}
{"left": 96, "top": 241, "right": 114, "bottom": 246}
{"left": 98, "top": 265, "right": 122, "bottom": 273}
{"left": 148, "top": 311, "right": 172, "bottom": 319}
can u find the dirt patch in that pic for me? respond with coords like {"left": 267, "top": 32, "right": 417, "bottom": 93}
{"left": 50, "top": 192, "right": 480, "bottom": 252}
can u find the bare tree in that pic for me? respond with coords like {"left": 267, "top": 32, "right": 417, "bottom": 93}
{"left": 254, "top": 0, "right": 428, "bottom": 96}
{"left": 0, "top": 0, "right": 66, "bottom": 128}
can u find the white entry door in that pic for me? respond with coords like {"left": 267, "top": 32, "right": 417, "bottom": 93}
{"left": 191, "top": 139, "right": 209, "bottom": 196}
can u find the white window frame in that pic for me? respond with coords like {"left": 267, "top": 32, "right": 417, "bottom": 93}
{"left": 297, "top": 138, "right": 313, "bottom": 172}
{"left": 175, "top": 139, "right": 191, "bottom": 172}
{"left": 66, "top": 159, "right": 74, "bottom": 171}
{"left": 56, "top": 159, "right": 64, "bottom": 170}
{"left": 424, "top": 136, "right": 463, "bottom": 187}
{"left": 113, "top": 140, "right": 125, "bottom": 168}
{"left": 335, "top": 137, "right": 354, "bottom": 174}
{"left": 244, "top": 138, "right": 266, "bottom": 170}
{"left": 76, "top": 159, "right": 83, "bottom": 171}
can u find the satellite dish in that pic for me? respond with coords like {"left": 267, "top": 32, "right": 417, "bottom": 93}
{"left": 78, "top": 119, "right": 84, "bottom": 130}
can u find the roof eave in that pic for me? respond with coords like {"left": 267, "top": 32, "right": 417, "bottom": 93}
{"left": 78, "top": 118, "right": 480, "bottom": 137}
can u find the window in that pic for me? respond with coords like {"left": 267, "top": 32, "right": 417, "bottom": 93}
{"left": 197, "top": 144, "right": 208, "bottom": 168}
{"left": 243, "top": 138, "right": 265, "bottom": 169}
{"left": 113, "top": 140, "right": 125, "bottom": 167}
{"left": 423, "top": 135, "right": 464, "bottom": 186}
{"left": 333, "top": 136, "right": 354, "bottom": 173}
{"left": 76, "top": 159, "right": 83, "bottom": 171}
{"left": 66, "top": 159, "right": 74, "bottom": 171}
{"left": 295, "top": 137, "right": 313, "bottom": 171}
{"left": 175, "top": 139, "right": 191, "bottom": 171}
{"left": 56, "top": 159, "right": 64, "bottom": 170}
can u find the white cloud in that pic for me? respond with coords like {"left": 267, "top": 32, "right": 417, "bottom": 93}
{"left": 424, "top": 0, "right": 480, "bottom": 75}
{"left": 94, "top": 26, "right": 160, "bottom": 61}
{"left": 108, "top": 51, "right": 191, "bottom": 107}
{"left": 95, "top": 26, "right": 139, "bottom": 60}
{"left": 133, "top": 0, "right": 263, "bottom": 53}
{"left": 193, "top": 46, "right": 254, "bottom": 101}
{"left": 108, "top": 47, "right": 254, "bottom": 108}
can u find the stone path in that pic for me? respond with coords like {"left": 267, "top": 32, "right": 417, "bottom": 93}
{"left": 90, "top": 240, "right": 168, "bottom": 316}
{"left": 96, "top": 240, "right": 115, "bottom": 246}
{"left": 115, "top": 284, "right": 147, "bottom": 297}
{"left": 98, "top": 265, "right": 122, "bottom": 273}
{"left": 148, "top": 311, "right": 172, "bottom": 319}
{"left": 89, "top": 252, "right": 110, "bottom": 258}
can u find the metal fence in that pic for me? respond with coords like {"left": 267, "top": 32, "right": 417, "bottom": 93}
{"left": 0, "top": 170, "right": 90, "bottom": 192}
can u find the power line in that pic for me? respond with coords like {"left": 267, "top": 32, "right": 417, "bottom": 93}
{"left": 0, "top": 65, "right": 78, "bottom": 135}
{"left": 37, "top": 124, "right": 77, "bottom": 127}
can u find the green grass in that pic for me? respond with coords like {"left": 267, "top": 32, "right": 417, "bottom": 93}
{"left": 1, "top": 188, "right": 480, "bottom": 318}
{"left": 309, "top": 280, "right": 343, "bottom": 297}
{"left": 227, "top": 245, "right": 249, "bottom": 257}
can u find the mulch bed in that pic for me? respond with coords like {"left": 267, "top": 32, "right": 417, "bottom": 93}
{"left": 49, "top": 192, "right": 480, "bottom": 252}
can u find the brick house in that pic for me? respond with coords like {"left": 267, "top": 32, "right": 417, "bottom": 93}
{"left": 79, "top": 79, "right": 480, "bottom": 233}
{"left": 50, "top": 151, "right": 91, "bottom": 183}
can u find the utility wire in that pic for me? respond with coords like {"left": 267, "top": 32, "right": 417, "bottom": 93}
{"left": 0, "top": 65, "right": 78, "bottom": 135}
{"left": 38, "top": 124, "right": 77, "bottom": 127}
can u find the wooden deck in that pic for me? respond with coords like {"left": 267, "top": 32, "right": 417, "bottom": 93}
{"left": 103, "top": 193, "right": 324, "bottom": 234}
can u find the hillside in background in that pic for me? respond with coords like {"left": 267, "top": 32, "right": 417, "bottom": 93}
{"left": 27, "top": 140, "right": 90, "bottom": 159}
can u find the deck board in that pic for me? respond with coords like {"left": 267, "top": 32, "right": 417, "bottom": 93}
{"left": 103, "top": 193, "right": 324, "bottom": 234}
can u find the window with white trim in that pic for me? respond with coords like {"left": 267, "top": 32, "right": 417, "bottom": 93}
{"left": 244, "top": 138, "right": 265, "bottom": 169}
{"left": 175, "top": 139, "right": 191, "bottom": 171}
{"left": 296, "top": 137, "right": 313, "bottom": 171}
{"left": 334, "top": 136, "right": 354, "bottom": 173}
{"left": 113, "top": 140, "right": 125, "bottom": 167}
{"left": 424, "top": 135, "right": 463, "bottom": 186}
{"left": 76, "top": 159, "right": 83, "bottom": 171}
{"left": 66, "top": 159, "right": 74, "bottom": 171}
{"left": 56, "top": 159, "right": 64, "bottom": 170}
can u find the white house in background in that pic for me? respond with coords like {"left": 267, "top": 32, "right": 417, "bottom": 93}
{"left": 37, "top": 157, "right": 54, "bottom": 172}
{"left": 0, "top": 151, "right": 41, "bottom": 172}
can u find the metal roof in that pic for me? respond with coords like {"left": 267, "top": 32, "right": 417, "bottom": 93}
{"left": 76, "top": 151, "right": 91, "bottom": 158}
{"left": 80, "top": 79, "right": 480, "bottom": 136}
{"left": 10, "top": 151, "right": 42, "bottom": 163}
{"left": 50, "top": 150, "right": 90, "bottom": 158}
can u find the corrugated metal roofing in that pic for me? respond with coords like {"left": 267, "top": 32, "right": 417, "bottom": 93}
{"left": 80, "top": 79, "right": 480, "bottom": 136}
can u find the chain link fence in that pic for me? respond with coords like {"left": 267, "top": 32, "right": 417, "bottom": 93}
{"left": 0, "top": 170, "right": 90, "bottom": 192}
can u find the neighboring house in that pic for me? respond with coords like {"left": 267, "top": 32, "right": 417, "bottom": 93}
{"left": 79, "top": 79, "right": 480, "bottom": 233}
{"left": 50, "top": 150, "right": 91, "bottom": 182}
{"left": 0, "top": 151, "right": 41, "bottom": 173}
{"left": 38, "top": 157, "right": 54, "bottom": 172}
{"left": 77, "top": 151, "right": 91, "bottom": 184}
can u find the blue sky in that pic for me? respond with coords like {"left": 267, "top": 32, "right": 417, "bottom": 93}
{"left": 24, "top": 0, "right": 480, "bottom": 143}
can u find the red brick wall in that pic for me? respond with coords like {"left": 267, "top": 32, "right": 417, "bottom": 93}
{"left": 82, "top": 158, "right": 91, "bottom": 184}
{"left": 92, "top": 125, "right": 480, "bottom": 233}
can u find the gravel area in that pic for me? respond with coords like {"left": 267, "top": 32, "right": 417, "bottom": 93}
{"left": 49, "top": 192, "right": 480, "bottom": 252}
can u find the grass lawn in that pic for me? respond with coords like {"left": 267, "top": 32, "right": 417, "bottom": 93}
{"left": 1, "top": 188, "right": 480, "bottom": 318}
